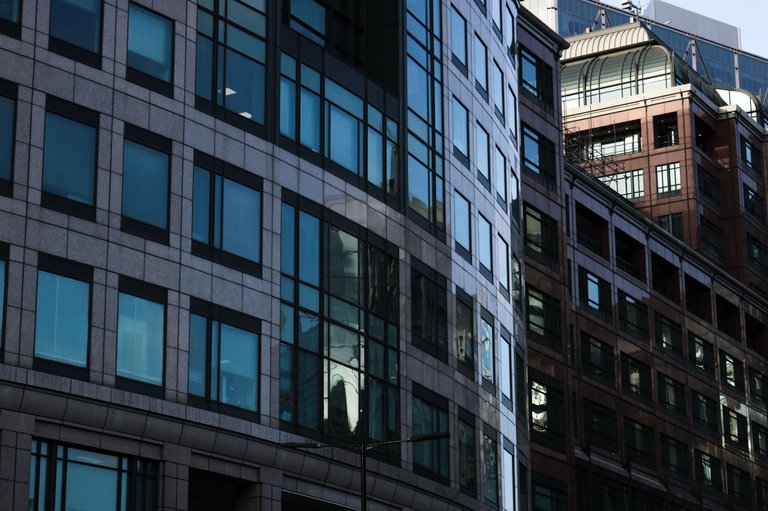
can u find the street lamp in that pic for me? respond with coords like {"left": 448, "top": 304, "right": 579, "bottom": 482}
{"left": 281, "top": 431, "right": 450, "bottom": 511}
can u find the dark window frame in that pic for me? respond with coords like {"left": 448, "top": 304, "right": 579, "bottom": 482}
{"left": 126, "top": 2, "right": 175, "bottom": 96}
{"left": 412, "top": 383, "right": 450, "bottom": 485}
{"left": 526, "top": 287, "right": 561, "bottom": 352}
{"left": 621, "top": 354, "right": 652, "bottom": 405}
{"left": 0, "top": 78, "right": 17, "bottom": 197}
{"left": 411, "top": 258, "right": 449, "bottom": 362}
{"left": 624, "top": 418, "right": 655, "bottom": 468}
{"left": 48, "top": 0, "right": 103, "bottom": 68}
{"left": 723, "top": 406, "right": 748, "bottom": 452}
{"left": 581, "top": 334, "right": 614, "bottom": 387}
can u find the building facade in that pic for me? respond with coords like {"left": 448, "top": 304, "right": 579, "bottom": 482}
{"left": 0, "top": 0, "right": 530, "bottom": 510}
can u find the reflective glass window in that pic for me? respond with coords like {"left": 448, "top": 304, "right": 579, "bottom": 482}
{"left": 49, "top": 0, "right": 102, "bottom": 59}
{"left": 450, "top": 7, "right": 467, "bottom": 68}
{"left": 483, "top": 434, "right": 498, "bottom": 503}
{"left": 494, "top": 146, "right": 506, "bottom": 205}
{"left": 456, "top": 293, "right": 473, "bottom": 368}
{"left": 35, "top": 270, "right": 90, "bottom": 367}
{"left": 0, "top": 0, "right": 20, "bottom": 24}
{"left": 117, "top": 292, "right": 164, "bottom": 386}
{"left": 458, "top": 416, "right": 476, "bottom": 492}
{"left": 127, "top": 4, "right": 173, "bottom": 86}
{"left": 454, "top": 192, "right": 471, "bottom": 256}
{"left": 43, "top": 111, "right": 97, "bottom": 207}
{"left": 478, "top": 214, "right": 492, "bottom": 276}
{"left": 290, "top": 0, "right": 326, "bottom": 45}
{"left": 413, "top": 392, "right": 449, "bottom": 480}
{"left": 453, "top": 98, "right": 469, "bottom": 158}
{"left": 474, "top": 34, "right": 488, "bottom": 92}
{"left": 480, "top": 315, "right": 494, "bottom": 385}
{"left": 476, "top": 123, "right": 490, "bottom": 183}
{"left": 122, "top": 139, "right": 169, "bottom": 230}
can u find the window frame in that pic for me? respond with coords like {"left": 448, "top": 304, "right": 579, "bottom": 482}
{"left": 456, "top": 288, "right": 474, "bottom": 376}
{"left": 480, "top": 308, "right": 495, "bottom": 391}
{"left": 526, "top": 287, "right": 561, "bottom": 352}
{"left": 0, "top": 78, "right": 17, "bottom": 197}
{"left": 450, "top": 6, "right": 468, "bottom": 74}
{"left": 478, "top": 213, "right": 493, "bottom": 281}
{"left": 0, "top": 0, "right": 22, "bottom": 38}
{"left": 412, "top": 383, "right": 450, "bottom": 484}
{"left": 720, "top": 350, "right": 745, "bottom": 395}
{"left": 723, "top": 406, "right": 748, "bottom": 452}
{"left": 411, "top": 258, "right": 449, "bottom": 362}
{"left": 126, "top": 2, "right": 175, "bottom": 96}
{"left": 0, "top": 242, "right": 8, "bottom": 352}
{"left": 581, "top": 334, "right": 614, "bottom": 387}
{"left": 473, "top": 32, "right": 488, "bottom": 97}
{"left": 530, "top": 372, "right": 565, "bottom": 451}
{"left": 624, "top": 418, "right": 655, "bottom": 468}
{"left": 454, "top": 190, "right": 472, "bottom": 261}
{"left": 452, "top": 97, "right": 470, "bottom": 166}
{"left": 621, "top": 354, "right": 652, "bottom": 405}
{"left": 655, "top": 162, "right": 682, "bottom": 197}
{"left": 691, "top": 390, "right": 718, "bottom": 436}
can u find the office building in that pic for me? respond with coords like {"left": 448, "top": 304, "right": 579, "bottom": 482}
{"left": 0, "top": 0, "right": 528, "bottom": 509}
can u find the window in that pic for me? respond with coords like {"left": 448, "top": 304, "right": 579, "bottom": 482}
{"left": 658, "top": 213, "right": 683, "bottom": 239}
{"left": 192, "top": 152, "right": 263, "bottom": 275}
{"left": 657, "top": 373, "right": 685, "bottom": 418}
{"left": 522, "top": 126, "right": 556, "bottom": 190}
{"left": 500, "top": 327, "right": 513, "bottom": 408}
{"left": 759, "top": 479, "right": 768, "bottom": 509}
{"left": 661, "top": 435, "right": 688, "bottom": 478}
{"left": 751, "top": 367, "right": 767, "bottom": 407}
{"left": 598, "top": 169, "right": 644, "bottom": 200}
{"left": 478, "top": 215, "right": 493, "bottom": 279}
{"left": 532, "top": 477, "right": 566, "bottom": 511}
{"left": 323, "top": 79, "right": 367, "bottom": 176}
{"left": 512, "top": 256, "right": 522, "bottom": 309}
{"left": 450, "top": 7, "right": 467, "bottom": 72}
{"left": 0, "top": 79, "right": 15, "bottom": 194}
{"left": 116, "top": 277, "right": 166, "bottom": 391}
{"left": 483, "top": 431, "right": 499, "bottom": 503}
{"left": 698, "top": 167, "right": 721, "bottom": 205}
{"left": 288, "top": 0, "right": 326, "bottom": 45}
{"left": 656, "top": 162, "right": 681, "bottom": 197}
{"left": 34, "top": 255, "right": 92, "bottom": 376}
{"left": 196, "top": 0, "right": 267, "bottom": 128}
{"left": 458, "top": 410, "right": 476, "bottom": 494}
{"left": 582, "top": 335, "right": 614, "bottom": 386}
{"left": 452, "top": 98, "right": 469, "bottom": 163}
{"left": 127, "top": 3, "right": 173, "bottom": 94}
{"left": 624, "top": 419, "right": 654, "bottom": 468}
{"left": 49, "top": 0, "right": 102, "bottom": 66}
{"left": 578, "top": 268, "right": 611, "bottom": 321}
{"left": 412, "top": 385, "right": 449, "bottom": 482}
{"left": 721, "top": 351, "right": 745, "bottom": 394}
{"left": 727, "top": 465, "right": 752, "bottom": 503}
{"left": 621, "top": 354, "right": 651, "bottom": 404}
{"left": 0, "top": 245, "right": 5, "bottom": 350}
{"left": 411, "top": 259, "right": 448, "bottom": 360}
{"left": 511, "top": 172, "right": 520, "bottom": 225}
{"left": 0, "top": 0, "right": 21, "bottom": 36}
{"left": 189, "top": 299, "right": 259, "bottom": 414}
{"left": 122, "top": 126, "right": 171, "bottom": 241}
{"left": 754, "top": 422, "right": 768, "bottom": 459}
{"left": 491, "top": 0, "right": 502, "bottom": 34}
{"left": 454, "top": 192, "right": 471, "bottom": 259}
{"left": 43, "top": 98, "right": 99, "bottom": 219}
{"left": 747, "top": 234, "right": 767, "bottom": 269}
{"left": 480, "top": 311, "right": 495, "bottom": 387}
{"left": 653, "top": 113, "right": 678, "bottom": 148}
{"left": 494, "top": 146, "right": 507, "bottom": 206}
{"left": 619, "top": 291, "right": 647, "bottom": 341}
{"left": 692, "top": 391, "right": 718, "bottom": 434}
{"left": 516, "top": 352, "right": 527, "bottom": 422}
{"left": 524, "top": 205, "right": 559, "bottom": 269}
{"left": 655, "top": 312, "right": 682, "bottom": 359}
{"left": 745, "top": 185, "right": 765, "bottom": 222}
{"left": 279, "top": 199, "right": 400, "bottom": 448}
{"left": 695, "top": 450, "right": 722, "bottom": 490}
{"left": 520, "top": 47, "right": 553, "bottom": 110}
{"left": 474, "top": 34, "right": 488, "bottom": 94}
{"left": 476, "top": 123, "right": 490, "bottom": 185}
{"left": 503, "top": 6, "right": 515, "bottom": 60}
{"left": 29, "top": 439, "right": 158, "bottom": 511}
{"left": 689, "top": 333, "right": 714, "bottom": 374}
{"left": 700, "top": 216, "right": 724, "bottom": 257}
{"left": 527, "top": 287, "right": 561, "bottom": 352}
{"left": 492, "top": 60, "right": 504, "bottom": 120}
{"left": 742, "top": 136, "right": 762, "bottom": 173}
{"left": 566, "top": 121, "right": 641, "bottom": 160}
{"left": 498, "top": 236, "right": 510, "bottom": 294}
{"left": 456, "top": 291, "right": 474, "bottom": 373}
{"left": 584, "top": 399, "right": 617, "bottom": 453}
{"left": 530, "top": 375, "right": 564, "bottom": 451}
{"left": 723, "top": 406, "right": 748, "bottom": 451}
{"left": 502, "top": 442, "right": 515, "bottom": 511}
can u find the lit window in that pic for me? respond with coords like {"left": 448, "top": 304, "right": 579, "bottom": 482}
{"left": 127, "top": 3, "right": 173, "bottom": 93}
{"left": 656, "top": 162, "right": 681, "bottom": 197}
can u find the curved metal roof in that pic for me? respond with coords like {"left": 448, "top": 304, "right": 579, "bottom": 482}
{"left": 562, "top": 23, "right": 658, "bottom": 62}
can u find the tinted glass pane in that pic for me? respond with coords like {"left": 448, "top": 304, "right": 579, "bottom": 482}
{"left": 450, "top": 8, "right": 466, "bottom": 64}
{"left": 195, "top": 35, "right": 213, "bottom": 100}
{"left": 223, "top": 48, "right": 265, "bottom": 123}
{"left": 0, "top": 0, "right": 20, "bottom": 23}
{"left": 50, "top": 0, "right": 102, "bottom": 54}
{"left": 192, "top": 166, "right": 210, "bottom": 243}
{"left": 64, "top": 460, "right": 118, "bottom": 511}
{"left": 222, "top": 178, "right": 261, "bottom": 262}
{"left": 407, "top": 57, "right": 429, "bottom": 120}
{"left": 128, "top": 4, "right": 173, "bottom": 82}
{"left": 408, "top": 155, "right": 431, "bottom": 220}
{"left": 188, "top": 314, "right": 207, "bottom": 397}
{"left": 454, "top": 193, "right": 470, "bottom": 251}
{"left": 292, "top": 0, "right": 325, "bottom": 34}
{"left": 117, "top": 293, "right": 164, "bottom": 385}
{"left": 280, "top": 76, "right": 296, "bottom": 139}
{"left": 0, "top": 96, "right": 13, "bottom": 181}
{"left": 219, "top": 323, "right": 258, "bottom": 411}
{"left": 122, "top": 140, "right": 168, "bottom": 229}
{"left": 43, "top": 112, "right": 96, "bottom": 205}
{"left": 327, "top": 362, "right": 360, "bottom": 437}
{"left": 35, "top": 271, "right": 89, "bottom": 367}
{"left": 476, "top": 124, "right": 489, "bottom": 179}
{"left": 299, "top": 211, "right": 320, "bottom": 286}
{"left": 479, "top": 216, "right": 492, "bottom": 271}
{"left": 328, "top": 104, "right": 360, "bottom": 173}
{"left": 481, "top": 318, "right": 494, "bottom": 383}
{"left": 300, "top": 87, "right": 321, "bottom": 151}
{"left": 452, "top": 100, "right": 468, "bottom": 155}
{"left": 474, "top": 35, "right": 487, "bottom": 89}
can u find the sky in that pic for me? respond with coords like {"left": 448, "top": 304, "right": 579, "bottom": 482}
{"left": 603, "top": 0, "right": 768, "bottom": 58}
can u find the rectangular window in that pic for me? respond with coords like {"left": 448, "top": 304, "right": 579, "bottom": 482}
{"left": 754, "top": 422, "right": 768, "bottom": 459}
{"left": 691, "top": 391, "right": 718, "bottom": 435}
{"left": 116, "top": 277, "right": 166, "bottom": 391}
{"left": 323, "top": 78, "right": 365, "bottom": 176}
{"left": 458, "top": 410, "right": 476, "bottom": 494}
{"left": 483, "top": 432, "right": 498, "bottom": 503}
{"left": 656, "top": 162, "right": 681, "bottom": 197}
{"left": 658, "top": 213, "right": 683, "bottom": 239}
{"left": 744, "top": 185, "right": 765, "bottom": 222}
{"left": 478, "top": 214, "right": 493, "bottom": 280}
{"left": 515, "top": 352, "right": 527, "bottom": 423}
{"left": 759, "top": 479, "right": 768, "bottom": 509}
{"left": 0, "top": 0, "right": 21, "bottom": 31}
{"left": 720, "top": 351, "right": 745, "bottom": 394}
{"left": 29, "top": 439, "right": 158, "bottom": 511}
{"left": 413, "top": 385, "right": 449, "bottom": 482}
{"left": 491, "top": 0, "right": 502, "bottom": 34}
{"left": 411, "top": 260, "right": 448, "bottom": 361}
{"left": 532, "top": 477, "right": 566, "bottom": 511}
{"left": 452, "top": 99, "right": 469, "bottom": 166}
{"left": 530, "top": 374, "right": 564, "bottom": 451}
{"left": 727, "top": 465, "right": 751, "bottom": 503}
{"left": 621, "top": 354, "right": 651, "bottom": 404}
{"left": 624, "top": 419, "right": 655, "bottom": 468}
{"left": 695, "top": 450, "right": 722, "bottom": 490}
{"left": 689, "top": 333, "right": 714, "bottom": 374}
{"left": 498, "top": 235, "right": 510, "bottom": 294}
{"left": 522, "top": 126, "right": 556, "bottom": 191}
{"left": 192, "top": 152, "right": 262, "bottom": 275}
{"left": 195, "top": 0, "right": 267, "bottom": 128}
{"left": 480, "top": 311, "right": 495, "bottom": 387}
{"left": 34, "top": 255, "right": 92, "bottom": 376}
{"left": 122, "top": 126, "right": 171, "bottom": 242}
{"left": 189, "top": 298, "right": 260, "bottom": 414}
{"left": 700, "top": 216, "right": 724, "bottom": 257}
{"left": 723, "top": 406, "right": 748, "bottom": 451}
{"left": 127, "top": 3, "right": 173, "bottom": 94}
{"left": 742, "top": 136, "right": 762, "bottom": 173}
{"left": 581, "top": 334, "right": 614, "bottom": 387}
{"left": 476, "top": 122, "right": 490, "bottom": 186}
{"left": 747, "top": 234, "right": 767, "bottom": 269}
{"left": 49, "top": 0, "right": 102, "bottom": 66}
{"left": 43, "top": 98, "right": 99, "bottom": 219}
{"left": 0, "top": 79, "right": 16, "bottom": 194}
{"left": 751, "top": 367, "right": 767, "bottom": 407}
{"left": 503, "top": 6, "right": 515, "bottom": 60}
{"left": 657, "top": 373, "right": 685, "bottom": 418}
{"left": 598, "top": 169, "right": 644, "bottom": 200}
{"left": 474, "top": 34, "right": 488, "bottom": 95}
{"left": 655, "top": 312, "right": 682, "bottom": 359}
{"left": 524, "top": 205, "right": 559, "bottom": 269}
{"left": 584, "top": 399, "right": 617, "bottom": 453}
{"left": 502, "top": 441, "right": 515, "bottom": 511}
{"left": 289, "top": 0, "right": 326, "bottom": 45}
{"left": 527, "top": 287, "right": 561, "bottom": 352}
{"left": 661, "top": 435, "right": 688, "bottom": 478}
{"left": 494, "top": 146, "right": 507, "bottom": 206}
{"left": 454, "top": 191, "right": 471, "bottom": 260}
{"left": 500, "top": 326, "right": 512, "bottom": 409}
{"left": 653, "top": 113, "right": 678, "bottom": 148}
{"left": 492, "top": 60, "right": 504, "bottom": 121}
{"left": 520, "top": 47, "right": 553, "bottom": 110}
{"left": 578, "top": 268, "right": 611, "bottom": 322}
{"left": 619, "top": 291, "right": 648, "bottom": 342}
{"left": 450, "top": 7, "right": 467, "bottom": 72}
{"left": 456, "top": 290, "right": 474, "bottom": 372}
{"left": 697, "top": 166, "right": 721, "bottom": 205}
